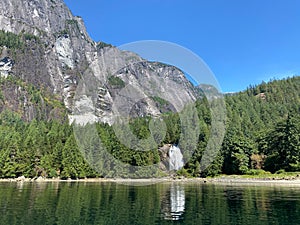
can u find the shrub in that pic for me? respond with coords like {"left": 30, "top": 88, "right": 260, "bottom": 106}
{"left": 108, "top": 76, "right": 125, "bottom": 88}
{"left": 275, "top": 169, "right": 286, "bottom": 174}
{"left": 246, "top": 169, "right": 271, "bottom": 175}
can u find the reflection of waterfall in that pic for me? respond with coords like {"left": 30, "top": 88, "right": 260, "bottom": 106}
{"left": 161, "top": 184, "right": 185, "bottom": 221}
{"left": 170, "top": 184, "right": 185, "bottom": 219}
{"left": 169, "top": 145, "right": 184, "bottom": 171}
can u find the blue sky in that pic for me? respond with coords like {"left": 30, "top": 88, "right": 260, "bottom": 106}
{"left": 64, "top": 0, "right": 300, "bottom": 93}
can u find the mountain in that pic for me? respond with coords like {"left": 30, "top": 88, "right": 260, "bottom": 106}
{"left": 0, "top": 0, "right": 298, "bottom": 179}
{"left": 0, "top": 0, "right": 199, "bottom": 123}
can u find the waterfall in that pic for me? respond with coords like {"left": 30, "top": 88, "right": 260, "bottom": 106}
{"left": 169, "top": 145, "right": 184, "bottom": 171}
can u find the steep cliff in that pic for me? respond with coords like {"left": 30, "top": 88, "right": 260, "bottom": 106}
{"left": 0, "top": 0, "right": 200, "bottom": 123}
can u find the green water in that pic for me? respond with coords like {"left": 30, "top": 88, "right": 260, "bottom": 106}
{"left": 0, "top": 182, "right": 299, "bottom": 225}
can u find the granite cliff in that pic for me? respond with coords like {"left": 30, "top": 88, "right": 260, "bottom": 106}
{"left": 0, "top": 0, "right": 200, "bottom": 123}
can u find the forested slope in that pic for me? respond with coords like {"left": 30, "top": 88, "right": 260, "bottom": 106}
{"left": 0, "top": 76, "right": 299, "bottom": 178}
{"left": 219, "top": 76, "right": 300, "bottom": 175}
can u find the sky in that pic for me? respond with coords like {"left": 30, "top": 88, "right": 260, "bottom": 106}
{"left": 64, "top": 0, "right": 300, "bottom": 93}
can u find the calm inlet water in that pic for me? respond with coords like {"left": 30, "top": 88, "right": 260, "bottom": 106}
{"left": 0, "top": 181, "right": 300, "bottom": 225}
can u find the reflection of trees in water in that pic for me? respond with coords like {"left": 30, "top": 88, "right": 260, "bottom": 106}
{"left": 161, "top": 183, "right": 185, "bottom": 221}
{"left": 3, "top": 182, "right": 300, "bottom": 224}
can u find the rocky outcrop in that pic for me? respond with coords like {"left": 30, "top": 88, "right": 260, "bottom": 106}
{"left": 0, "top": 0, "right": 73, "bottom": 35}
{"left": 0, "top": 0, "right": 200, "bottom": 123}
{"left": 159, "top": 144, "right": 172, "bottom": 171}
{"left": 0, "top": 56, "right": 13, "bottom": 78}
{"left": 55, "top": 34, "right": 75, "bottom": 69}
{"left": 71, "top": 47, "right": 200, "bottom": 125}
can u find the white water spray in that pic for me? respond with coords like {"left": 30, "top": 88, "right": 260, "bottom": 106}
{"left": 169, "top": 145, "right": 184, "bottom": 171}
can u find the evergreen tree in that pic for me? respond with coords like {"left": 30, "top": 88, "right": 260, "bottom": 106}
{"left": 263, "top": 114, "right": 300, "bottom": 172}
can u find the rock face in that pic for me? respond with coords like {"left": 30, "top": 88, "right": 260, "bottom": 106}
{"left": 0, "top": 56, "right": 13, "bottom": 78}
{"left": 0, "top": 0, "right": 200, "bottom": 122}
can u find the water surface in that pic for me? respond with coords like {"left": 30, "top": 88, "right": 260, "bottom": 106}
{"left": 0, "top": 181, "right": 299, "bottom": 225}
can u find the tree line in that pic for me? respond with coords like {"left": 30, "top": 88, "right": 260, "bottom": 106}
{"left": 0, "top": 76, "right": 299, "bottom": 178}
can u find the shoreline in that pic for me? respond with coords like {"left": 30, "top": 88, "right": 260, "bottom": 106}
{"left": 1, "top": 175, "right": 300, "bottom": 186}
